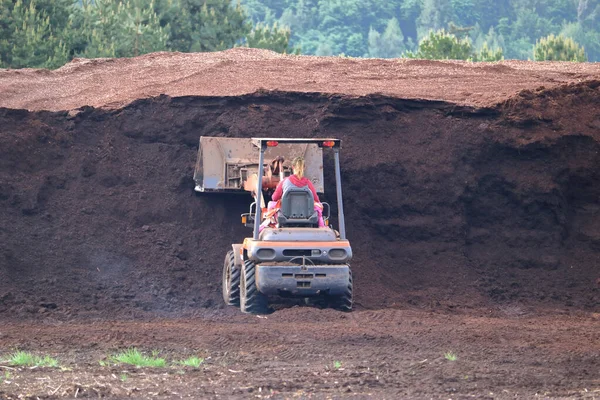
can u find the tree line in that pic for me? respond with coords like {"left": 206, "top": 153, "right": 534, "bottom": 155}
{"left": 0, "top": 0, "right": 597, "bottom": 69}
{"left": 243, "top": 0, "right": 598, "bottom": 61}
{"left": 0, "top": 0, "right": 293, "bottom": 68}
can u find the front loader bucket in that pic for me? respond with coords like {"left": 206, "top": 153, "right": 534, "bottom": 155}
{"left": 194, "top": 137, "right": 324, "bottom": 193}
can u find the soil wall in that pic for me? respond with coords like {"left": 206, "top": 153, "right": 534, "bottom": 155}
{"left": 1, "top": 82, "right": 600, "bottom": 318}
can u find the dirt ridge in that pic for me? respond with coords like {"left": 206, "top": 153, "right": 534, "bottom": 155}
{"left": 1, "top": 48, "right": 600, "bottom": 111}
{"left": 1, "top": 81, "right": 599, "bottom": 319}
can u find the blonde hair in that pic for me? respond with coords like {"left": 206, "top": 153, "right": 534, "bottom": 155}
{"left": 292, "top": 156, "right": 305, "bottom": 179}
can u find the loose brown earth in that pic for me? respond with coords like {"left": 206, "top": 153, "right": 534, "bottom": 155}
{"left": 0, "top": 309, "right": 598, "bottom": 399}
{"left": 2, "top": 48, "right": 600, "bottom": 111}
{"left": 0, "top": 49, "right": 599, "bottom": 398}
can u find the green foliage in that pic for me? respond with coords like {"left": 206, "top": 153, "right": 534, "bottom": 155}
{"left": 368, "top": 17, "right": 405, "bottom": 58}
{"left": 1, "top": 371, "right": 12, "bottom": 383}
{"left": 189, "top": 0, "right": 252, "bottom": 52}
{"left": 5, "top": 351, "right": 59, "bottom": 367}
{"left": 274, "top": 0, "right": 410, "bottom": 57}
{"left": 154, "top": 0, "right": 252, "bottom": 52}
{"left": 346, "top": 32, "right": 366, "bottom": 56}
{"left": 315, "top": 42, "right": 333, "bottom": 56}
{"left": 2, "top": 0, "right": 600, "bottom": 67}
{"left": 176, "top": 356, "right": 205, "bottom": 368}
{"left": 333, "top": 360, "right": 342, "bottom": 369}
{"left": 447, "top": 21, "right": 474, "bottom": 40}
{"left": 472, "top": 26, "right": 504, "bottom": 53}
{"left": 561, "top": 21, "right": 600, "bottom": 61}
{"left": 471, "top": 42, "right": 503, "bottom": 61}
{"left": 444, "top": 351, "right": 458, "bottom": 361}
{"left": 534, "top": 34, "right": 586, "bottom": 61}
{"left": 239, "top": 0, "right": 600, "bottom": 61}
{"left": 406, "top": 29, "right": 472, "bottom": 60}
{"left": 75, "top": 0, "right": 252, "bottom": 57}
{"left": 506, "top": 37, "right": 535, "bottom": 60}
{"left": 418, "top": 0, "right": 454, "bottom": 38}
{"left": 0, "top": 0, "right": 72, "bottom": 68}
{"left": 577, "top": 0, "right": 600, "bottom": 27}
{"left": 510, "top": 7, "right": 556, "bottom": 43}
{"left": 246, "top": 22, "right": 296, "bottom": 53}
{"left": 77, "top": 0, "right": 169, "bottom": 58}
{"left": 111, "top": 348, "right": 166, "bottom": 367}
{"left": 406, "top": 28, "right": 502, "bottom": 61}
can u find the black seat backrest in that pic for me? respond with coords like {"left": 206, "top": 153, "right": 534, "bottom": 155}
{"left": 281, "top": 185, "right": 313, "bottom": 218}
{"left": 278, "top": 185, "right": 318, "bottom": 227}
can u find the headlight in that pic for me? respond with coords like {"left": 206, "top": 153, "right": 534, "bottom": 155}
{"left": 256, "top": 248, "right": 275, "bottom": 260}
{"left": 329, "top": 249, "right": 347, "bottom": 259}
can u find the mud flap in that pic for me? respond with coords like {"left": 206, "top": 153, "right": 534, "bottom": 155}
{"left": 231, "top": 244, "right": 243, "bottom": 269}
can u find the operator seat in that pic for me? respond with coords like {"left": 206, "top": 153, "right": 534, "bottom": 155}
{"left": 277, "top": 186, "right": 319, "bottom": 227}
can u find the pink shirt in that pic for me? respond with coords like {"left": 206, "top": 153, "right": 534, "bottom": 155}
{"left": 272, "top": 175, "right": 320, "bottom": 202}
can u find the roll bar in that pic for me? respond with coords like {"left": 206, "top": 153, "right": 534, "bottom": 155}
{"left": 251, "top": 138, "right": 341, "bottom": 149}
{"left": 252, "top": 138, "right": 346, "bottom": 241}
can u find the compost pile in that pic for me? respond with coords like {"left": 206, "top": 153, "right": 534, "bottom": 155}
{"left": 1, "top": 49, "right": 599, "bottom": 319}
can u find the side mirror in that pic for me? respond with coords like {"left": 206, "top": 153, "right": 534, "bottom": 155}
{"left": 241, "top": 202, "right": 257, "bottom": 228}
{"left": 241, "top": 213, "right": 255, "bottom": 228}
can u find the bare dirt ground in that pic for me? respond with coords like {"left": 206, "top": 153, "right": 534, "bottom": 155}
{"left": 1, "top": 49, "right": 599, "bottom": 398}
{"left": 1, "top": 308, "right": 599, "bottom": 399}
{"left": 1, "top": 48, "right": 600, "bottom": 111}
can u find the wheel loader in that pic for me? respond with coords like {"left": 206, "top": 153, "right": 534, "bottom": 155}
{"left": 194, "top": 137, "right": 353, "bottom": 314}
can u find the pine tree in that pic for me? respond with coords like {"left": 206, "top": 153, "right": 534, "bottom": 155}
{"left": 471, "top": 42, "right": 503, "bottom": 61}
{"left": 561, "top": 21, "right": 600, "bottom": 61}
{"left": 577, "top": 0, "right": 600, "bottom": 27}
{"left": 472, "top": 26, "right": 505, "bottom": 60}
{"left": 78, "top": 0, "right": 169, "bottom": 58}
{"left": 0, "top": 0, "right": 73, "bottom": 68}
{"left": 368, "top": 17, "right": 405, "bottom": 58}
{"left": 187, "top": 0, "right": 252, "bottom": 52}
{"left": 367, "top": 27, "right": 382, "bottom": 56}
{"left": 345, "top": 32, "right": 365, "bottom": 57}
{"left": 315, "top": 42, "right": 333, "bottom": 56}
{"left": 121, "top": 0, "right": 169, "bottom": 56}
{"left": 417, "top": 0, "right": 454, "bottom": 38}
{"left": 78, "top": 0, "right": 252, "bottom": 56}
{"left": 154, "top": 0, "right": 192, "bottom": 51}
{"left": 246, "top": 22, "right": 296, "bottom": 53}
{"left": 406, "top": 29, "right": 472, "bottom": 60}
{"left": 77, "top": 0, "right": 117, "bottom": 58}
{"left": 533, "top": 34, "right": 586, "bottom": 61}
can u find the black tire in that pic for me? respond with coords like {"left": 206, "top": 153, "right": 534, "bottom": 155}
{"left": 240, "top": 260, "right": 269, "bottom": 314}
{"left": 330, "top": 269, "right": 353, "bottom": 312}
{"left": 222, "top": 250, "right": 240, "bottom": 306}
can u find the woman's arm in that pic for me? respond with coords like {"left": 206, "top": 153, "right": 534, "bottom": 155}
{"left": 271, "top": 179, "right": 285, "bottom": 201}
{"left": 307, "top": 180, "right": 320, "bottom": 203}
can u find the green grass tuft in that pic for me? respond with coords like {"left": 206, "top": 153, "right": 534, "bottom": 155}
{"left": 1, "top": 371, "right": 12, "bottom": 383}
{"left": 5, "top": 351, "right": 58, "bottom": 367}
{"left": 444, "top": 351, "right": 458, "bottom": 361}
{"left": 333, "top": 361, "right": 342, "bottom": 369}
{"left": 111, "top": 348, "right": 166, "bottom": 367}
{"left": 175, "top": 356, "right": 204, "bottom": 368}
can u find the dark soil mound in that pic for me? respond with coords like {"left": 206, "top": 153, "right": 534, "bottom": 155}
{"left": 1, "top": 82, "right": 600, "bottom": 319}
